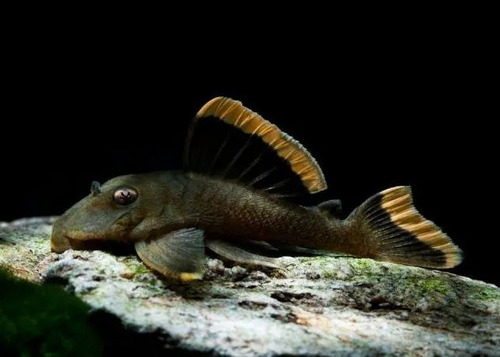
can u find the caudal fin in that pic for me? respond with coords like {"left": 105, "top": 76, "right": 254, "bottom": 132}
{"left": 348, "top": 186, "right": 462, "bottom": 269}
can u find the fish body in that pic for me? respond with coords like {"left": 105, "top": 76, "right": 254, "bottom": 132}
{"left": 51, "top": 97, "right": 463, "bottom": 280}
{"left": 54, "top": 171, "right": 349, "bottom": 253}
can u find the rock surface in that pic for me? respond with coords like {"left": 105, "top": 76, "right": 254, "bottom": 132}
{"left": 1, "top": 217, "right": 500, "bottom": 356}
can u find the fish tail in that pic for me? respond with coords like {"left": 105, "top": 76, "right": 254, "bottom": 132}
{"left": 345, "top": 186, "right": 462, "bottom": 269}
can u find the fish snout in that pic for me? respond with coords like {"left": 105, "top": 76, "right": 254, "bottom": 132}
{"left": 50, "top": 219, "right": 72, "bottom": 253}
{"left": 50, "top": 234, "right": 71, "bottom": 253}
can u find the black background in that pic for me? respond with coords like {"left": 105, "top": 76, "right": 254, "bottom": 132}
{"left": 2, "top": 23, "right": 496, "bottom": 287}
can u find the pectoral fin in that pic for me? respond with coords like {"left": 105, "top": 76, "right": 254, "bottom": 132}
{"left": 135, "top": 228, "right": 206, "bottom": 281}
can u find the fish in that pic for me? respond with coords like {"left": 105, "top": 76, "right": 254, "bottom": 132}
{"left": 51, "top": 97, "right": 463, "bottom": 281}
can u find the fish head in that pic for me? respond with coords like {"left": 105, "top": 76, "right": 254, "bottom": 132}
{"left": 50, "top": 172, "right": 175, "bottom": 253}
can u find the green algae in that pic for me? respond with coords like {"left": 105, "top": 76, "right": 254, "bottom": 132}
{"left": 467, "top": 283, "right": 500, "bottom": 301}
{"left": 405, "top": 276, "right": 453, "bottom": 296}
{"left": 133, "top": 262, "right": 150, "bottom": 277}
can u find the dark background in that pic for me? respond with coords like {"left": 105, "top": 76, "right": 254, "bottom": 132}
{"left": 2, "top": 23, "right": 496, "bottom": 287}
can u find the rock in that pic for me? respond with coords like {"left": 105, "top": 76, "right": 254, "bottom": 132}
{"left": 1, "top": 217, "right": 500, "bottom": 356}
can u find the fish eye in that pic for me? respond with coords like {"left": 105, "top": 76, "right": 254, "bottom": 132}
{"left": 113, "top": 187, "right": 138, "bottom": 205}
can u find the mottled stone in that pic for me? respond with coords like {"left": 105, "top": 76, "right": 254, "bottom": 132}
{"left": 1, "top": 218, "right": 500, "bottom": 356}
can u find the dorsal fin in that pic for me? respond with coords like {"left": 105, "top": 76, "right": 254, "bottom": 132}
{"left": 184, "top": 97, "right": 327, "bottom": 196}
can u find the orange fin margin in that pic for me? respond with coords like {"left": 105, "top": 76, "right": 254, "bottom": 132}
{"left": 195, "top": 97, "right": 327, "bottom": 194}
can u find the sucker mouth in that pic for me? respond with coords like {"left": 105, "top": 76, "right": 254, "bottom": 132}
{"left": 50, "top": 229, "right": 107, "bottom": 253}
{"left": 50, "top": 234, "right": 72, "bottom": 253}
{"left": 50, "top": 233, "right": 97, "bottom": 253}
{"left": 50, "top": 234, "right": 134, "bottom": 255}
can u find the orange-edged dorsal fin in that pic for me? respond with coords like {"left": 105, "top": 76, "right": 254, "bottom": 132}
{"left": 184, "top": 97, "right": 327, "bottom": 195}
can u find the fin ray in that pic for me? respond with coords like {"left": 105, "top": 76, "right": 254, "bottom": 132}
{"left": 348, "top": 186, "right": 462, "bottom": 269}
{"left": 135, "top": 228, "right": 205, "bottom": 281}
{"left": 184, "top": 97, "right": 327, "bottom": 196}
{"left": 206, "top": 239, "right": 283, "bottom": 270}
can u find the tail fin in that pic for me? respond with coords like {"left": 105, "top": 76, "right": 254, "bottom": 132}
{"left": 348, "top": 186, "right": 462, "bottom": 269}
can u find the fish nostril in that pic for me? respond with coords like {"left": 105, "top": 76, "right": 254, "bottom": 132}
{"left": 91, "top": 181, "right": 102, "bottom": 196}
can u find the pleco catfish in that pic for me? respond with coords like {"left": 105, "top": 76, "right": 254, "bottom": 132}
{"left": 51, "top": 97, "right": 463, "bottom": 281}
